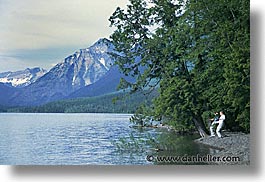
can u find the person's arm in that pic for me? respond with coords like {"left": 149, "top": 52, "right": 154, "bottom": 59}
{"left": 219, "top": 115, "right": 225, "bottom": 122}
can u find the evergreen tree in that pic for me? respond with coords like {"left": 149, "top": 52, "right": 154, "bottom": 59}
{"left": 109, "top": 0, "right": 250, "bottom": 136}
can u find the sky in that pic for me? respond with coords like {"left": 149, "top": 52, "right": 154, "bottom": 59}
{"left": 0, "top": 0, "right": 128, "bottom": 72}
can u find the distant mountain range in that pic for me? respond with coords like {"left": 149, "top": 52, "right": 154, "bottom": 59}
{"left": 0, "top": 38, "right": 128, "bottom": 106}
{"left": 0, "top": 67, "right": 47, "bottom": 87}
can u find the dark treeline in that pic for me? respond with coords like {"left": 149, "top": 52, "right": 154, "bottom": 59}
{"left": 109, "top": 0, "right": 250, "bottom": 136}
{"left": 6, "top": 91, "right": 156, "bottom": 114}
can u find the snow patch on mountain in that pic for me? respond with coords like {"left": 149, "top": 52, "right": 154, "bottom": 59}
{"left": 0, "top": 76, "right": 31, "bottom": 87}
{"left": 99, "top": 58, "right": 106, "bottom": 68}
{"left": 0, "top": 67, "right": 47, "bottom": 87}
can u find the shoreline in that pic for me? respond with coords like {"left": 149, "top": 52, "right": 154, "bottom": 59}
{"left": 194, "top": 131, "right": 250, "bottom": 165}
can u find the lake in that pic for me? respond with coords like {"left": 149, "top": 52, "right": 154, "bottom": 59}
{"left": 0, "top": 113, "right": 216, "bottom": 165}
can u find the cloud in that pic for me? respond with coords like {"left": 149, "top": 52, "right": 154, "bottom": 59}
{"left": 0, "top": 46, "right": 88, "bottom": 72}
{"left": 0, "top": 0, "right": 128, "bottom": 72}
{"left": 0, "top": 0, "right": 128, "bottom": 51}
{"left": 0, "top": 55, "right": 29, "bottom": 72}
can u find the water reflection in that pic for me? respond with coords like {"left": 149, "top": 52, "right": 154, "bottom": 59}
{"left": 114, "top": 127, "right": 221, "bottom": 165}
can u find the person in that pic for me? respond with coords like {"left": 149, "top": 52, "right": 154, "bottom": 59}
{"left": 212, "top": 112, "right": 219, "bottom": 122}
{"left": 210, "top": 111, "right": 225, "bottom": 138}
{"left": 208, "top": 112, "right": 219, "bottom": 128}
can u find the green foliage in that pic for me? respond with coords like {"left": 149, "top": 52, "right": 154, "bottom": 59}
{"left": 129, "top": 104, "right": 154, "bottom": 126}
{"left": 6, "top": 91, "right": 157, "bottom": 114}
{"left": 112, "top": 133, "right": 149, "bottom": 153}
{"left": 109, "top": 0, "right": 250, "bottom": 134}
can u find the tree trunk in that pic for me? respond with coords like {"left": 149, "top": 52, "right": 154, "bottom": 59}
{"left": 192, "top": 116, "right": 209, "bottom": 138}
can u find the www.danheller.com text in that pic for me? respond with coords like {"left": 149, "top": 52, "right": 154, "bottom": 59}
{"left": 146, "top": 154, "right": 240, "bottom": 163}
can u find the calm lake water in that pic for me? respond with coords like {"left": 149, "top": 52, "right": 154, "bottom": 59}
{"left": 0, "top": 113, "right": 215, "bottom": 165}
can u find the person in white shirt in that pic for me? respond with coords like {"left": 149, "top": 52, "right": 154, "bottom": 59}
{"left": 210, "top": 111, "right": 225, "bottom": 138}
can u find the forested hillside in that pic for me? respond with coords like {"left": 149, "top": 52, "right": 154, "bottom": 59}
{"left": 6, "top": 91, "right": 156, "bottom": 113}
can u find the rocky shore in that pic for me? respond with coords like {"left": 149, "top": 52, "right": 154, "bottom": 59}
{"left": 195, "top": 132, "right": 250, "bottom": 165}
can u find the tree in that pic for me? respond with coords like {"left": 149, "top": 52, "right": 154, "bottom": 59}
{"left": 109, "top": 0, "right": 250, "bottom": 136}
{"left": 184, "top": 0, "right": 250, "bottom": 132}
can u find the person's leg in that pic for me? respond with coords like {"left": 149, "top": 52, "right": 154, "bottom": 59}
{"left": 216, "top": 122, "right": 224, "bottom": 138}
{"left": 210, "top": 124, "right": 215, "bottom": 136}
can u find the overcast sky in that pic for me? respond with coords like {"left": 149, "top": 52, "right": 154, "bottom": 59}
{"left": 0, "top": 0, "right": 128, "bottom": 72}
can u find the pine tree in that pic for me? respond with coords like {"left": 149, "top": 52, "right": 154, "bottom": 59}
{"left": 109, "top": 0, "right": 250, "bottom": 136}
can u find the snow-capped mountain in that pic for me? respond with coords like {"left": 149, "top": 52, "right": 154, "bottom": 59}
{"left": 57, "top": 38, "right": 115, "bottom": 90}
{"left": 0, "top": 67, "right": 47, "bottom": 87}
{"left": 8, "top": 38, "right": 117, "bottom": 106}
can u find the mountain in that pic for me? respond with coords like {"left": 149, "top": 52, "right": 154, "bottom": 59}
{"left": 67, "top": 65, "right": 135, "bottom": 99}
{"left": 0, "top": 67, "right": 47, "bottom": 88}
{"left": 67, "top": 66, "right": 122, "bottom": 98}
{"left": 8, "top": 38, "right": 117, "bottom": 106}
{"left": 0, "top": 83, "right": 18, "bottom": 106}
{"left": 57, "top": 38, "right": 115, "bottom": 90}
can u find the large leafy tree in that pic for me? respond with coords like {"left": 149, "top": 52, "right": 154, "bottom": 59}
{"left": 109, "top": 0, "right": 250, "bottom": 136}
{"left": 183, "top": 0, "right": 250, "bottom": 132}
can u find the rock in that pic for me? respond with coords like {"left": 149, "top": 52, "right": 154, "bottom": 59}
{"left": 195, "top": 132, "right": 250, "bottom": 165}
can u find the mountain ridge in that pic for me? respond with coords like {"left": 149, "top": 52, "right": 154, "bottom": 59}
{"left": 1, "top": 38, "right": 122, "bottom": 106}
{"left": 0, "top": 67, "right": 47, "bottom": 88}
